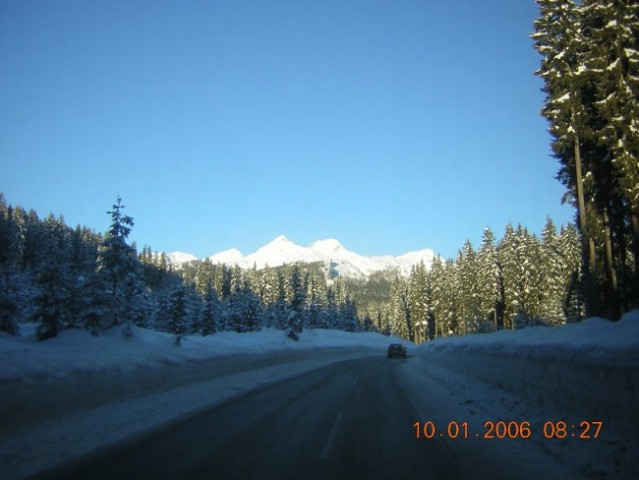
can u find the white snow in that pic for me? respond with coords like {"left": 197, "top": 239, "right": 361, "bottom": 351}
{"left": 2, "top": 312, "right": 637, "bottom": 479}
{"left": 606, "top": 57, "right": 620, "bottom": 71}
{"left": 175, "top": 235, "right": 437, "bottom": 278}
{"left": 207, "top": 247, "right": 243, "bottom": 265}
{"left": 0, "top": 324, "right": 407, "bottom": 479}
{"left": 398, "top": 310, "right": 639, "bottom": 479}
{"left": 166, "top": 251, "right": 198, "bottom": 266}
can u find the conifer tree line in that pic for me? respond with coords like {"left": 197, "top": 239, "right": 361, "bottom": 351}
{"left": 0, "top": 195, "right": 362, "bottom": 340}
{"left": 532, "top": 0, "right": 639, "bottom": 319}
{"left": 383, "top": 220, "right": 584, "bottom": 342}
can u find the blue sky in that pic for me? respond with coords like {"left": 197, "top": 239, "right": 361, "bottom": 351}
{"left": 1, "top": 0, "right": 574, "bottom": 259}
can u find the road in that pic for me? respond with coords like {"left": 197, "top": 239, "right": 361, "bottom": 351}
{"left": 30, "top": 356, "right": 462, "bottom": 480}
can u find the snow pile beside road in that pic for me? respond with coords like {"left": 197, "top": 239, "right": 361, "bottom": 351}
{"left": 424, "top": 310, "right": 639, "bottom": 364}
{"left": 0, "top": 324, "right": 401, "bottom": 380}
{"left": 0, "top": 325, "right": 403, "bottom": 479}
{"left": 404, "top": 310, "right": 639, "bottom": 479}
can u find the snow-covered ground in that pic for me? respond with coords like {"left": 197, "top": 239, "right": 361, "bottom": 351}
{"left": 0, "top": 325, "right": 405, "bottom": 479}
{"left": 1, "top": 312, "right": 637, "bottom": 479}
{"left": 399, "top": 310, "right": 639, "bottom": 480}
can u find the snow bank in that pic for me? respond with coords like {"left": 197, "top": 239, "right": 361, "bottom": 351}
{"left": 0, "top": 324, "right": 402, "bottom": 380}
{"left": 424, "top": 310, "right": 639, "bottom": 364}
{"left": 404, "top": 310, "right": 639, "bottom": 479}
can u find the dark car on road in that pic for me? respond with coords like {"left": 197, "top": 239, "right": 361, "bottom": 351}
{"left": 387, "top": 343, "right": 407, "bottom": 359}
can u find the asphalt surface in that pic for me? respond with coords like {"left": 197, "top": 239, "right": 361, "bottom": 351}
{"left": 31, "top": 356, "right": 462, "bottom": 480}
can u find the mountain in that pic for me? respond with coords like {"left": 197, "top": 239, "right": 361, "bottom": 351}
{"left": 167, "top": 235, "right": 435, "bottom": 279}
{"left": 166, "top": 252, "right": 198, "bottom": 265}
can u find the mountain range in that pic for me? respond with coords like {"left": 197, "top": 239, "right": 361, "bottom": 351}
{"left": 167, "top": 235, "right": 435, "bottom": 279}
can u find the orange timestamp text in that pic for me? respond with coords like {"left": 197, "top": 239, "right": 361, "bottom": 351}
{"left": 413, "top": 420, "right": 603, "bottom": 440}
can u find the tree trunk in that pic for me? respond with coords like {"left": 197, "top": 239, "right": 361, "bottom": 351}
{"left": 602, "top": 207, "right": 620, "bottom": 319}
{"left": 573, "top": 133, "right": 597, "bottom": 317}
{"left": 631, "top": 212, "right": 639, "bottom": 308}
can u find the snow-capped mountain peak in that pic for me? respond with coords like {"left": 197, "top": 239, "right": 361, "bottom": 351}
{"left": 208, "top": 248, "right": 243, "bottom": 265}
{"left": 311, "top": 238, "right": 345, "bottom": 255}
{"left": 168, "top": 235, "right": 436, "bottom": 279}
{"left": 166, "top": 252, "right": 198, "bottom": 265}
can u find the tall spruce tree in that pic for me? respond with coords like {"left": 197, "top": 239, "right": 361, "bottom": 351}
{"left": 534, "top": 0, "right": 639, "bottom": 316}
{"left": 540, "top": 217, "right": 567, "bottom": 325}
{"left": 31, "top": 215, "right": 73, "bottom": 340}
{"left": 408, "top": 262, "right": 430, "bottom": 343}
{"left": 96, "top": 197, "right": 139, "bottom": 332}
{"left": 390, "top": 276, "right": 411, "bottom": 340}
{"left": 477, "top": 227, "right": 503, "bottom": 329}
{"left": 533, "top": 0, "right": 599, "bottom": 315}
{"left": 457, "top": 240, "right": 480, "bottom": 334}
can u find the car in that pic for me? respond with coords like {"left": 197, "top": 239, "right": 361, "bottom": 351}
{"left": 387, "top": 343, "right": 407, "bottom": 359}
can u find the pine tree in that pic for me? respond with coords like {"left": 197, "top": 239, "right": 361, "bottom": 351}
{"left": 559, "top": 223, "right": 586, "bottom": 321}
{"left": 499, "top": 224, "right": 521, "bottom": 329}
{"left": 408, "top": 262, "right": 430, "bottom": 343}
{"left": 167, "top": 284, "right": 188, "bottom": 340}
{"left": 0, "top": 198, "right": 23, "bottom": 335}
{"left": 340, "top": 297, "right": 359, "bottom": 332}
{"left": 429, "top": 256, "right": 446, "bottom": 337}
{"left": 457, "top": 240, "right": 481, "bottom": 334}
{"left": 583, "top": 0, "right": 639, "bottom": 308}
{"left": 31, "top": 215, "right": 73, "bottom": 340}
{"left": 96, "top": 197, "right": 139, "bottom": 330}
{"left": 195, "top": 259, "right": 215, "bottom": 296}
{"left": 390, "top": 277, "right": 411, "bottom": 341}
{"left": 477, "top": 227, "right": 503, "bottom": 329}
{"left": 284, "top": 265, "right": 305, "bottom": 339}
{"left": 533, "top": 0, "right": 599, "bottom": 314}
{"left": 200, "top": 289, "right": 221, "bottom": 335}
{"left": 540, "top": 217, "right": 567, "bottom": 325}
{"left": 534, "top": 0, "right": 639, "bottom": 316}
{"left": 306, "top": 274, "right": 327, "bottom": 329}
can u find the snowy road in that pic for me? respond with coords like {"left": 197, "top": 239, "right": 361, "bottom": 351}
{"left": 27, "top": 353, "right": 598, "bottom": 480}
{"left": 5, "top": 316, "right": 637, "bottom": 479}
{"left": 30, "top": 356, "right": 461, "bottom": 480}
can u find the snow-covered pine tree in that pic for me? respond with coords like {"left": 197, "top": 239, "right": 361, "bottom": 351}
{"left": 540, "top": 217, "right": 567, "bottom": 325}
{"left": 521, "top": 226, "right": 545, "bottom": 325}
{"left": 408, "top": 262, "right": 430, "bottom": 343}
{"left": 285, "top": 265, "right": 305, "bottom": 339}
{"left": 200, "top": 288, "right": 221, "bottom": 335}
{"left": 477, "top": 227, "right": 503, "bottom": 330}
{"left": 340, "top": 296, "right": 359, "bottom": 332}
{"left": 305, "top": 275, "right": 327, "bottom": 329}
{"left": 123, "top": 270, "right": 149, "bottom": 333}
{"left": 439, "top": 257, "right": 463, "bottom": 337}
{"left": 498, "top": 224, "right": 521, "bottom": 330}
{"left": 31, "top": 214, "right": 73, "bottom": 340}
{"left": 533, "top": 0, "right": 598, "bottom": 315}
{"left": 167, "top": 284, "right": 188, "bottom": 342}
{"left": 195, "top": 259, "right": 215, "bottom": 296}
{"left": 321, "top": 284, "right": 339, "bottom": 329}
{"left": 457, "top": 240, "right": 481, "bottom": 335}
{"left": 258, "top": 266, "right": 278, "bottom": 307}
{"left": 0, "top": 197, "right": 26, "bottom": 335}
{"left": 559, "top": 223, "right": 585, "bottom": 321}
{"left": 583, "top": 0, "right": 639, "bottom": 308}
{"left": 390, "top": 277, "right": 411, "bottom": 341}
{"left": 96, "top": 197, "right": 139, "bottom": 330}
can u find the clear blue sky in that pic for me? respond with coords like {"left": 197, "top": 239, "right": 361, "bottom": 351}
{"left": 1, "top": 0, "right": 574, "bottom": 260}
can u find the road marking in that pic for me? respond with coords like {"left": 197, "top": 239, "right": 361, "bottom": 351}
{"left": 319, "top": 412, "right": 344, "bottom": 460}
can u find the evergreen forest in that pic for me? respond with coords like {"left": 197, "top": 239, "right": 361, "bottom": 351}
{"left": 0, "top": 195, "right": 360, "bottom": 342}
{"left": 1, "top": 0, "right": 637, "bottom": 343}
